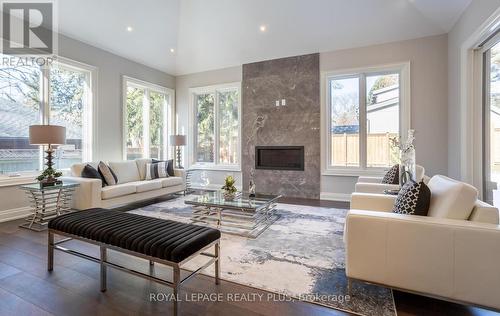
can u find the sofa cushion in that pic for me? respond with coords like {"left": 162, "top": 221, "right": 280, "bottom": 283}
{"left": 161, "top": 177, "right": 183, "bottom": 187}
{"left": 135, "top": 158, "right": 152, "bottom": 180}
{"left": 108, "top": 161, "right": 140, "bottom": 184}
{"left": 427, "top": 175, "right": 478, "bottom": 220}
{"left": 130, "top": 180, "right": 163, "bottom": 193}
{"left": 393, "top": 181, "right": 431, "bottom": 216}
{"left": 98, "top": 161, "right": 117, "bottom": 186}
{"left": 101, "top": 183, "right": 136, "bottom": 200}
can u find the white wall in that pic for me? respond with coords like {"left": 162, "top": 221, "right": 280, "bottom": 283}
{"left": 447, "top": 0, "right": 500, "bottom": 179}
{"left": 0, "top": 34, "right": 175, "bottom": 219}
{"left": 175, "top": 66, "right": 243, "bottom": 189}
{"left": 175, "top": 35, "right": 449, "bottom": 197}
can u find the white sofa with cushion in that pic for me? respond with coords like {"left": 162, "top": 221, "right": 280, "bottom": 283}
{"left": 62, "top": 159, "right": 185, "bottom": 210}
{"left": 346, "top": 175, "right": 500, "bottom": 310}
{"left": 355, "top": 164, "right": 426, "bottom": 194}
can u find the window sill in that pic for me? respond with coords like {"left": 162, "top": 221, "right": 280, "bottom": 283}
{"left": 189, "top": 164, "right": 241, "bottom": 172}
{"left": 0, "top": 175, "right": 37, "bottom": 188}
{"left": 322, "top": 168, "right": 388, "bottom": 177}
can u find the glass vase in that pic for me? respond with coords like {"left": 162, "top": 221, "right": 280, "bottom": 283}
{"left": 399, "top": 147, "right": 416, "bottom": 186}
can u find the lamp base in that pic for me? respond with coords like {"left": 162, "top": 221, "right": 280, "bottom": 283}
{"left": 176, "top": 147, "right": 183, "bottom": 169}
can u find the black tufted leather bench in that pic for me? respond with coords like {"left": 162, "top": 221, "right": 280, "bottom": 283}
{"left": 47, "top": 208, "right": 221, "bottom": 315}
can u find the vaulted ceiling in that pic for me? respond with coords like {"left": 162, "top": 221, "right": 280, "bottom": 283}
{"left": 58, "top": 0, "right": 471, "bottom": 75}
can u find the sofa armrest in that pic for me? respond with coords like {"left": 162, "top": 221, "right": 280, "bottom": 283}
{"left": 355, "top": 182, "right": 400, "bottom": 194}
{"left": 60, "top": 176, "right": 102, "bottom": 210}
{"left": 469, "top": 200, "right": 500, "bottom": 224}
{"left": 345, "top": 210, "right": 500, "bottom": 309}
{"left": 350, "top": 192, "right": 396, "bottom": 212}
{"left": 357, "top": 176, "right": 383, "bottom": 183}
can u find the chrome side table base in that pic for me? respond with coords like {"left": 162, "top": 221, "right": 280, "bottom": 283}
{"left": 19, "top": 182, "right": 79, "bottom": 231}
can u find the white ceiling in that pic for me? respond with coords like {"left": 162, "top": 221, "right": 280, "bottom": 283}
{"left": 58, "top": 0, "right": 472, "bottom": 75}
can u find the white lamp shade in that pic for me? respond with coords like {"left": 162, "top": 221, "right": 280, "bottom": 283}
{"left": 29, "top": 125, "right": 66, "bottom": 145}
{"left": 170, "top": 135, "right": 186, "bottom": 146}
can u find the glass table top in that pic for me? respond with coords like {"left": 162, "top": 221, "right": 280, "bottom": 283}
{"left": 185, "top": 191, "right": 282, "bottom": 210}
{"left": 20, "top": 181, "right": 80, "bottom": 191}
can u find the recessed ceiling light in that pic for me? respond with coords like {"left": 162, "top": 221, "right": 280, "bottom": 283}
{"left": 259, "top": 25, "right": 267, "bottom": 32}
{"left": 126, "top": 26, "right": 133, "bottom": 32}
{"left": 170, "top": 48, "right": 175, "bottom": 53}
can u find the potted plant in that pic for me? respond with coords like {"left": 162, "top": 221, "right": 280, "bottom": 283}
{"left": 221, "top": 175, "right": 237, "bottom": 200}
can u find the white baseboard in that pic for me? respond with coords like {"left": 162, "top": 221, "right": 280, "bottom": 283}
{"left": 0, "top": 206, "right": 31, "bottom": 223}
{"left": 320, "top": 192, "right": 351, "bottom": 202}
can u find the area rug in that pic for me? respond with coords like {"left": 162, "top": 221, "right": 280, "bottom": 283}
{"left": 129, "top": 195, "right": 396, "bottom": 316}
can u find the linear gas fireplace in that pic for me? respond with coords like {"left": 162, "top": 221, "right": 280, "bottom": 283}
{"left": 255, "top": 146, "right": 304, "bottom": 171}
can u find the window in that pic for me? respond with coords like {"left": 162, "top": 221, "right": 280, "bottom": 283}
{"left": 0, "top": 55, "right": 94, "bottom": 175}
{"left": 123, "top": 77, "right": 173, "bottom": 160}
{"left": 325, "top": 64, "right": 409, "bottom": 173}
{"left": 191, "top": 83, "right": 240, "bottom": 168}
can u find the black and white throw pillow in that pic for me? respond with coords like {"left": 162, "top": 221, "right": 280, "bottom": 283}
{"left": 393, "top": 180, "right": 431, "bottom": 216}
{"left": 98, "top": 161, "right": 117, "bottom": 186}
{"left": 152, "top": 159, "right": 175, "bottom": 177}
{"left": 81, "top": 164, "right": 105, "bottom": 187}
{"left": 146, "top": 161, "right": 171, "bottom": 180}
{"left": 382, "top": 164, "right": 399, "bottom": 184}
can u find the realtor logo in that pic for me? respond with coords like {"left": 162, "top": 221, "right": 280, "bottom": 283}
{"left": 1, "top": 1, "right": 55, "bottom": 55}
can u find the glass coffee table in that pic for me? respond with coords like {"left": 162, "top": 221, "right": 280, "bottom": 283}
{"left": 185, "top": 191, "right": 282, "bottom": 238}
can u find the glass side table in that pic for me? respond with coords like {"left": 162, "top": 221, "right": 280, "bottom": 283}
{"left": 19, "top": 182, "right": 79, "bottom": 231}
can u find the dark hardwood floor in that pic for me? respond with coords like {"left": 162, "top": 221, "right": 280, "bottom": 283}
{"left": 0, "top": 197, "right": 497, "bottom": 316}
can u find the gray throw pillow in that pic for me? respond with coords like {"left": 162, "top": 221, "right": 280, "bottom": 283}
{"left": 98, "top": 161, "right": 117, "bottom": 186}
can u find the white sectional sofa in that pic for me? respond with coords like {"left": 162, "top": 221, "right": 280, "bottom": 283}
{"left": 346, "top": 175, "right": 500, "bottom": 310}
{"left": 61, "top": 159, "right": 186, "bottom": 210}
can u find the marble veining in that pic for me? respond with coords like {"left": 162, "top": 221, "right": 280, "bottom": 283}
{"left": 242, "top": 53, "right": 320, "bottom": 198}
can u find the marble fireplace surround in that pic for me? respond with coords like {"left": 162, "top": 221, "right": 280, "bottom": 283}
{"left": 241, "top": 53, "right": 320, "bottom": 199}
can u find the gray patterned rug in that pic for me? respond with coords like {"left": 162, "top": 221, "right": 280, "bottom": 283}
{"left": 129, "top": 195, "right": 396, "bottom": 316}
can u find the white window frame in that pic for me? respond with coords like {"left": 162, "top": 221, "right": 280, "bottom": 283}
{"left": 48, "top": 57, "right": 98, "bottom": 163}
{"left": 189, "top": 82, "right": 241, "bottom": 171}
{"left": 321, "top": 62, "right": 410, "bottom": 176}
{"left": 122, "top": 76, "right": 175, "bottom": 161}
{"left": 0, "top": 56, "right": 97, "bottom": 185}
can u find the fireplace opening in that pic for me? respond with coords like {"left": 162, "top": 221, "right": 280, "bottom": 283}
{"left": 255, "top": 146, "right": 304, "bottom": 171}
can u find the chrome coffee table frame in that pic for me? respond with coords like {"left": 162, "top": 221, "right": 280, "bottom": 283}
{"left": 185, "top": 191, "right": 282, "bottom": 238}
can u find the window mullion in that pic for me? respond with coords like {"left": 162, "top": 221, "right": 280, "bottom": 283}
{"left": 143, "top": 89, "right": 150, "bottom": 158}
{"left": 193, "top": 94, "right": 198, "bottom": 164}
{"left": 162, "top": 94, "right": 169, "bottom": 160}
{"left": 214, "top": 91, "right": 220, "bottom": 165}
{"left": 41, "top": 66, "right": 50, "bottom": 124}
{"left": 359, "top": 74, "right": 367, "bottom": 169}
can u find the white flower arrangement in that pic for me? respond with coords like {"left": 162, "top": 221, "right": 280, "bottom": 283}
{"left": 390, "top": 129, "right": 415, "bottom": 155}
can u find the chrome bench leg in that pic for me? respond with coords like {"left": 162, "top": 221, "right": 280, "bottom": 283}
{"left": 100, "top": 246, "right": 107, "bottom": 292}
{"left": 215, "top": 242, "right": 220, "bottom": 285}
{"left": 47, "top": 231, "right": 54, "bottom": 271}
{"left": 173, "top": 265, "right": 180, "bottom": 316}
